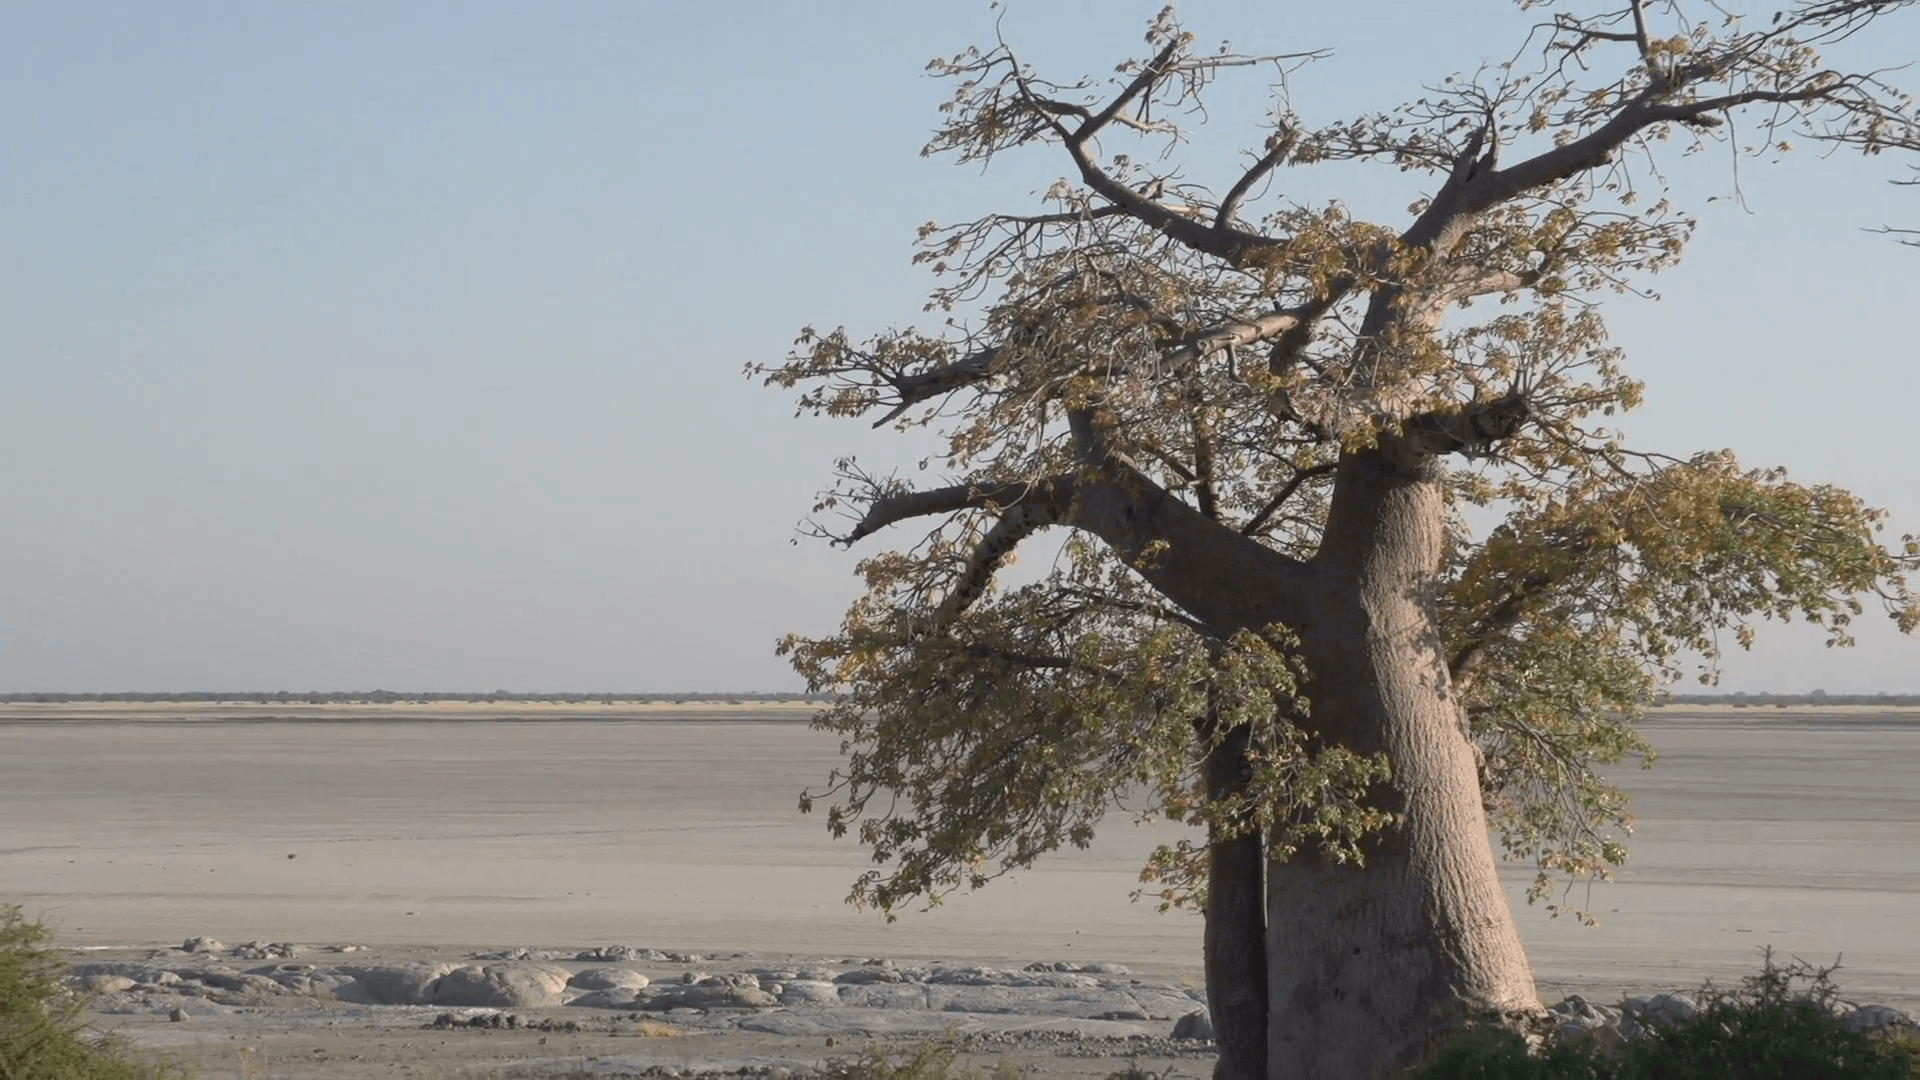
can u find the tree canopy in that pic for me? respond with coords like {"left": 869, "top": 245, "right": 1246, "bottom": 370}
{"left": 759, "top": 0, "right": 1918, "bottom": 926}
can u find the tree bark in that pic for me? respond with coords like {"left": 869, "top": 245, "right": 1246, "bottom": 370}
{"left": 1263, "top": 448, "right": 1540, "bottom": 1079}
{"left": 1202, "top": 723, "right": 1268, "bottom": 1080}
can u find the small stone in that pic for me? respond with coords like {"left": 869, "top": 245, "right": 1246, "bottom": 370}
{"left": 168, "top": 1008, "right": 189, "bottom": 1022}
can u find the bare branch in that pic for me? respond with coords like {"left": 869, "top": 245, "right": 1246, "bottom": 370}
{"left": 932, "top": 500, "right": 1067, "bottom": 626}
{"left": 1241, "top": 462, "right": 1338, "bottom": 537}
{"left": 1217, "top": 126, "right": 1296, "bottom": 231}
{"left": 845, "top": 478, "right": 1073, "bottom": 546}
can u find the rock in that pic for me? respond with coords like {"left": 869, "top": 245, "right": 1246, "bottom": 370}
{"left": 248, "top": 965, "right": 354, "bottom": 997}
{"left": 168, "top": 1008, "right": 189, "bottom": 1022}
{"left": 470, "top": 947, "right": 566, "bottom": 962}
{"left": 929, "top": 966, "right": 1012, "bottom": 986}
{"left": 776, "top": 980, "right": 842, "bottom": 1006}
{"left": 569, "top": 988, "right": 647, "bottom": 1009}
{"left": 836, "top": 984, "right": 929, "bottom": 1010}
{"left": 925, "top": 984, "right": 1133, "bottom": 1017}
{"left": 335, "top": 963, "right": 458, "bottom": 1006}
{"left": 193, "top": 970, "right": 286, "bottom": 996}
{"left": 81, "top": 975, "right": 135, "bottom": 994}
{"left": 179, "top": 937, "right": 225, "bottom": 954}
{"left": 429, "top": 964, "right": 571, "bottom": 1008}
{"left": 1847, "top": 1004, "right": 1918, "bottom": 1033}
{"left": 567, "top": 967, "right": 650, "bottom": 992}
{"left": 575, "top": 946, "right": 648, "bottom": 963}
{"left": 268, "top": 971, "right": 355, "bottom": 997}
{"left": 231, "top": 941, "right": 300, "bottom": 960}
{"left": 1636, "top": 992, "right": 1699, "bottom": 1026}
{"left": 1548, "top": 1000, "right": 1632, "bottom": 1055}
{"left": 1551, "top": 994, "right": 1623, "bottom": 1028}
{"left": 639, "top": 984, "right": 779, "bottom": 1010}
{"left": 1172, "top": 1009, "right": 1215, "bottom": 1040}
{"left": 1128, "top": 987, "right": 1208, "bottom": 1021}
{"left": 835, "top": 967, "right": 907, "bottom": 985}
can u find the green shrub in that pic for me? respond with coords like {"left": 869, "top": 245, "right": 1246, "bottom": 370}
{"left": 1414, "top": 1026, "right": 1611, "bottom": 1079}
{"left": 1416, "top": 952, "right": 1915, "bottom": 1080}
{"left": 0, "top": 904, "right": 175, "bottom": 1079}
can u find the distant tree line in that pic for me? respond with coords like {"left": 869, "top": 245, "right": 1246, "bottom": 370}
{"left": 0, "top": 691, "right": 826, "bottom": 704}
{"left": 1, "top": 689, "right": 1910, "bottom": 707}
{"left": 1658, "top": 690, "right": 1920, "bottom": 707}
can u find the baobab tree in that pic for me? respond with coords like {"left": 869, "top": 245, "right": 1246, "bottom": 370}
{"left": 758, "top": 4, "right": 1918, "bottom": 1077}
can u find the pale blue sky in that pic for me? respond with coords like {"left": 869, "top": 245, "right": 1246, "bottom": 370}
{"left": 1, "top": 2, "right": 1914, "bottom": 693}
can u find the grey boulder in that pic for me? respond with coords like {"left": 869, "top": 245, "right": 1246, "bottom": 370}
{"left": 569, "top": 987, "right": 648, "bottom": 1009}
{"left": 335, "top": 963, "right": 458, "bottom": 1006}
{"left": 1172, "top": 1009, "right": 1216, "bottom": 1040}
{"left": 1632, "top": 992, "right": 1699, "bottom": 1026}
{"left": 640, "top": 983, "right": 779, "bottom": 1010}
{"left": 1847, "top": 1004, "right": 1918, "bottom": 1033}
{"left": 567, "top": 967, "right": 650, "bottom": 992}
{"left": 776, "top": 980, "right": 843, "bottom": 1006}
{"left": 79, "top": 975, "right": 136, "bottom": 994}
{"left": 430, "top": 964, "right": 571, "bottom": 1008}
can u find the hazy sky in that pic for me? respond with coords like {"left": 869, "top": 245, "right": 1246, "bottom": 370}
{"left": 2, "top": 2, "right": 1915, "bottom": 693}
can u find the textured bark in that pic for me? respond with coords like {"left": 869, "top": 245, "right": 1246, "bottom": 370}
{"left": 1202, "top": 724, "right": 1268, "bottom": 1080}
{"left": 1260, "top": 447, "right": 1540, "bottom": 1079}
{"left": 1065, "top": 465, "right": 1313, "bottom": 634}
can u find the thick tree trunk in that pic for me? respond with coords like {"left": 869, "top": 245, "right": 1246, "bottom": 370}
{"left": 1202, "top": 725, "right": 1268, "bottom": 1080}
{"left": 1264, "top": 449, "right": 1540, "bottom": 1079}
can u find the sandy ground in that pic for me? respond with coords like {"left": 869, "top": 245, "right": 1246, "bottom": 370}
{"left": 2, "top": 704, "right": 1916, "bottom": 1076}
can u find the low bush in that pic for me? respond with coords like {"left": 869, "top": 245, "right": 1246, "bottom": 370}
{"left": 0, "top": 904, "right": 174, "bottom": 1079}
{"left": 1416, "top": 952, "right": 1916, "bottom": 1080}
{"left": 817, "top": 1036, "right": 1022, "bottom": 1080}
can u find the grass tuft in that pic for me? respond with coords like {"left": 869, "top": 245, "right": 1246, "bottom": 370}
{"left": 818, "top": 1036, "right": 1023, "bottom": 1080}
